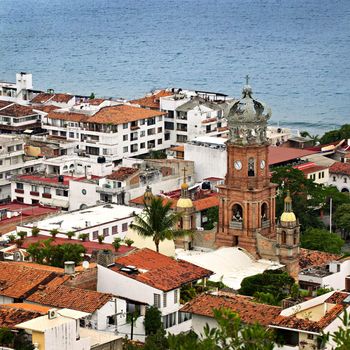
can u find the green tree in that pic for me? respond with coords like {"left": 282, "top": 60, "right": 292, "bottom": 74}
{"left": 124, "top": 238, "right": 134, "bottom": 247}
{"left": 31, "top": 227, "right": 40, "bottom": 237}
{"left": 144, "top": 306, "right": 162, "bottom": 336}
{"left": 50, "top": 228, "right": 59, "bottom": 239}
{"left": 301, "top": 228, "right": 344, "bottom": 254}
{"left": 0, "top": 327, "right": 14, "bottom": 347}
{"left": 89, "top": 92, "right": 95, "bottom": 99}
{"left": 65, "top": 231, "right": 75, "bottom": 240}
{"left": 334, "top": 203, "right": 350, "bottom": 239}
{"left": 17, "top": 231, "right": 27, "bottom": 240}
{"left": 79, "top": 233, "right": 89, "bottom": 241}
{"left": 203, "top": 206, "right": 219, "bottom": 230}
{"left": 320, "top": 124, "right": 350, "bottom": 145}
{"left": 148, "top": 150, "right": 167, "bottom": 159}
{"left": 129, "top": 197, "right": 185, "bottom": 252}
{"left": 112, "top": 237, "right": 122, "bottom": 252}
{"left": 239, "top": 270, "right": 294, "bottom": 304}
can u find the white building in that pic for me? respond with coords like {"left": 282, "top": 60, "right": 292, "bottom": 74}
{"left": 97, "top": 248, "right": 212, "bottom": 340}
{"left": 294, "top": 162, "right": 329, "bottom": 185}
{"left": 328, "top": 161, "right": 350, "bottom": 192}
{"left": 31, "top": 91, "right": 77, "bottom": 108}
{"left": 42, "top": 104, "right": 170, "bottom": 163}
{"left": 0, "top": 136, "right": 43, "bottom": 203}
{"left": 17, "top": 203, "right": 142, "bottom": 243}
{"left": 160, "top": 92, "right": 230, "bottom": 144}
{"left": 299, "top": 258, "right": 350, "bottom": 293}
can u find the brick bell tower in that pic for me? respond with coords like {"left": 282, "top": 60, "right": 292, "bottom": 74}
{"left": 216, "top": 81, "right": 277, "bottom": 258}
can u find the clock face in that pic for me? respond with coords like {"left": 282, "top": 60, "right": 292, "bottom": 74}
{"left": 260, "top": 160, "right": 266, "bottom": 169}
{"left": 234, "top": 160, "right": 242, "bottom": 170}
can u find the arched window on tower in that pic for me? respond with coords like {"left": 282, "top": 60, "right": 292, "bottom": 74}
{"left": 232, "top": 204, "right": 243, "bottom": 222}
{"left": 293, "top": 229, "right": 298, "bottom": 245}
{"left": 248, "top": 158, "right": 255, "bottom": 177}
{"left": 281, "top": 231, "right": 287, "bottom": 245}
{"left": 261, "top": 203, "right": 268, "bottom": 221}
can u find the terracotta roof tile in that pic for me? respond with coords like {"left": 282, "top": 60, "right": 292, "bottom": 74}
{"left": 112, "top": 248, "right": 212, "bottom": 291}
{"left": 106, "top": 167, "right": 139, "bottom": 181}
{"left": 181, "top": 292, "right": 281, "bottom": 326}
{"left": 33, "top": 105, "right": 61, "bottom": 113}
{"left": 329, "top": 162, "right": 350, "bottom": 177}
{"left": 0, "top": 262, "right": 57, "bottom": 299}
{"left": 268, "top": 146, "right": 316, "bottom": 166}
{"left": 27, "top": 284, "right": 113, "bottom": 313}
{"left": 88, "top": 105, "right": 166, "bottom": 124}
{"left": 0, "top": 102, "right": 38, "bottom": 117}
{"left": 130, "top": 90, "right": 173, "bottom": 109}
{"left": 299, "top": 248, "right": 341, "bottom": 269}
{"left": 0, "top": 305, "right": 45, "bottom": 329}
{"left": 3, "top": 303, "right": 51, "bottom": 313}
{"left": 46, "top": 110, "right": 89, "bottom": 123}
{"left": 31, "top": 93, "right": 74, "bottom": 104}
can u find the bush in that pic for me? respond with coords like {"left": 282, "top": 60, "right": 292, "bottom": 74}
{"left": 31, "top": 227, "right": 40, "bottom": 237}
{"left": 301, "top": 228, "right": 344, "bottom": 254}
{"left": 144, "top": 306, "right": 162, "bottom": 336}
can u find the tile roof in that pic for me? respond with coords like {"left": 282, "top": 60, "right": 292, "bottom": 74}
{"left": 0, "top": 102, "right": 38, "bottom": 117}
{"left": 15, "top": 174, "right": 99, "bottom": 186}
{"left": 33, "top": 105, "right": 61, "bottom": 113}
{"left": 27, "top": 284, "right": 113, "bottom": 313}
{"left": 106, "top": 167, "right": 139, "bottom": 181}
{"left": 0, "top": 305, "right": 45, "bottom": 329}
{"left": 88, "top": 105, "right": 166, "bottom": 124}
{"left": 129, "top": 90, "right": 173, "bottom": 109}
{"left": 294, "top": 162, "right": 328, "bottom": 175}
{"left": 180, "top": 292, "right": 281, "bottom": 326}
{"left": 268, "top": 146, "right": 316, "bottom": 166}
{"left": 46, "top": 110, "right": 89, "bottom": 123}
{"left": 299, "top": 248, "right": 341, "bottom": 269}
{"left": 3, "top": 303, "right": 51, "bottom": 313}
{"left": 0, "top": 262, "right": 57, "bottom": 299}
{"left": 31, "top": 93, "right": 74, "bottom": 104}
{"left": 88, "top": 98, "right": 107, "bottom": 106}
{"left": 112, "top": 248, "right": 213, "bottom": 291}
{"left": 329, "top": 162, "right": 350, "bottom": 176}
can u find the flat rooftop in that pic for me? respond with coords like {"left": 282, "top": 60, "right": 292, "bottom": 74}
{"left": 20, "top": 203, "right": 142, "bottom": 232}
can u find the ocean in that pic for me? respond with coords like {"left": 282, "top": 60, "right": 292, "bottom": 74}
{"left": 0, "top": 0, "right": 349, "bottom": 134}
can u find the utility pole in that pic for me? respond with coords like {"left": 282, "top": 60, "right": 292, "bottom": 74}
{"left": 329, "top": 197, "right": 333, "bottom": 233}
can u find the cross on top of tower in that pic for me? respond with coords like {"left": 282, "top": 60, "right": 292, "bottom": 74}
{"left": 245, "top": 74, "right": 250, "bottom": 85}
{"left": 183, "top": 167, "right": 187, "bottom": 183}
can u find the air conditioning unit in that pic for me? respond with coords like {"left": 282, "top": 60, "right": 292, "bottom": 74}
{"left": 48, "top": 309, "right": 58, "bottom": 319}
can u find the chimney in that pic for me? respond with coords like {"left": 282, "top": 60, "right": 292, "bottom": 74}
{"left": 64, "top": 261, "right": 75, "bottom": 275}
{"left": 96, "top": 249, "right": 115, "bottom": 267}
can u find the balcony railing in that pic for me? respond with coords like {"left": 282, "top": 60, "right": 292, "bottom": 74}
{"left": 15, "top": 189, "right": 24, "bottom": 194}
{"left": 42, "top": 193, "right": 52, "bottom": 199}
{"left": 96, "top": 186, "right": 121, "bottom": 194}
{"left": 262, "top": 220, "right": 270, "bottom": 229}
{"left": 229, "top": 221, "right": 243, "bottom": 229}
{"left": 30, "top": 191, "right": 39, "bottom": 196}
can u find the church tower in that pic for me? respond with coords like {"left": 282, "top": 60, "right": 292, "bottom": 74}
{"left": 216, "top": 82, "right": 277, "bottom": 257}
{"left": 276, "top": 191, "right": 300, "bottom": 279}
{"left": 176, "top": 169, "right": 195, "bottom": 250}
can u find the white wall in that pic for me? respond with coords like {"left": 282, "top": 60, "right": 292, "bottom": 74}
{"left": 328, "top": 173, "right": 350, "bottom": 192}
{"left": 95, "top": 298, "right": 127, "bottom": 331}
{"left": 0, "top": 295, "right": 14, "bottom": 304}
{"left": 191, "top": 314, "right": 218, "bottom": 336}
{"left": 69, "top": 180, "right": 100, "bottom": 211}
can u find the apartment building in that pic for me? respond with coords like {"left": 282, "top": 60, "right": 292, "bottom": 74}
{"left": 42, "top": 105, "right": 170, "bottom": 163}
{"left": 0, "top": 100, "right": 42, "bottom": 133}
{"left": 0, "top": 136, "right": 43, "bottom": 203}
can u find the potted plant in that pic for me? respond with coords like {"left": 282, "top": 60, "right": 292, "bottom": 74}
{"left": 50, "top": 229, "right": 59, "bottom": 239}
{"left": 97, "top": 235, "right": 104, "bottom": 244}
{"left": 17, "top": 231, "right": 27, "bottom": 240}
{"left": 79, "top": 233, "right": 89, "bottom": 242}
{"left": 112, "top": 237, "right": 122, "bottom": 252}
{"left": 124, "top": 238, "right": 134, "bottom": 247}
{"left": 65, "top": 231, "right": 75, "bottom": 240}
{"left": 31, "top": 227, "right": 40, "bottom": 237}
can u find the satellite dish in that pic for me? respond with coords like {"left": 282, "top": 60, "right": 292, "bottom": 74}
{"left": 82, "top": 261, "right": 89, "bottom": 269}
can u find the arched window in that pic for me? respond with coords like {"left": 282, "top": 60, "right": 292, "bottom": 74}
{"left": 281, "top": 231, "right": 287, "bottom": 244}
{"left": 232, "top": 204, "right": 243, "bottom": 222}
{"left": 341, "top": 188, "right": 349, "bottom": 193}
{"left": 248, "top": 158, "right": 255, "bottom": 177}
{"left": 261, "top": 203, "right": 268, "bottom": 221}
{"left": 293, "top": 230, "right": 298, "bottom": 245}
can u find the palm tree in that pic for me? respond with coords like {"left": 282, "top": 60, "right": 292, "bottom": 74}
{"left": 31, "top": 227, "right": 40, "bottom": 237}
{"left": 129, "top": 197, "right": 186, "bottom": 252}
{"left": 112, "top": 237, "right": 122, "bottom": 252}
{"left": 50, "top": 229, "right": 59, "bottom": 239}
{"left": 65, "top": 231, "right": 75, "bottom": 240}
{"left": 97, "top": 235, "right": 104, "bottom": 244}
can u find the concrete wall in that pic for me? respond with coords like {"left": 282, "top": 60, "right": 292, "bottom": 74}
{"left": 328, "top": 173, "right": 350, "bottom": 192}
{"left": 69, "top": 180, "right": 100, "bottom": 211}
{"left": 191, "top": 314, "right": 218, "bottom": 336}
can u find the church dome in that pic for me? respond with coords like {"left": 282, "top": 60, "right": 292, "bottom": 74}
{"left": 228, "top": 85, "right": 272, "bottom": 124}
{"left": 176, "top": 197, "right": 193, "bottom": 209}
{"left": 280, "top": 211, "right": 296, "bottom": 223}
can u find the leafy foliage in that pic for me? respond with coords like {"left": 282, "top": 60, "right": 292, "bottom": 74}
{"left": 148, "top": 150, "right": 167, "bottom": 159}
{"left": 124, "top": 238, "right": 134, "bottom": 247}
{"left": 0, "top": 327, "right": 14, "bottom": 346}
{"left": 113, "top": 237, "right": 122, "bottom": 252}
{"left": 17, "top": 231, "right": 27, "bottom": 240}
{"left": 301, "top": 228, "right": 344, "bottom": 254}
{"left": 65, "top": 231, "right": 75, "bottom": 240}
{"left": 31, "top": 227, "right": 40, "bottom": 237}
{"left": 203, "top": 206, "right": 219, "bottom": 230}
{"left": 334, "top": 203, "right": 350, "bottom": 239}
{"left": 320, "top": 124, "right": 350, "bottom": 145}
{"left": 50, "top": 228, "right": 59, "bottom": 239}
{"left": 130, "top": 197, "right": 185, "bottom": 252}
{"left": 239, "top": 270, "right": 294, "bottom": 304}
{"left": 27, "top": 239, "right": 86, "bottom": 267}
{"left": 144, "top": 306, "right": 162, "bottom": 336}
{"left": 79, "top": 233, "right": 89, "bottom": 241}
{"left": 97, "top": 235, "right": 104, "bottom": 244}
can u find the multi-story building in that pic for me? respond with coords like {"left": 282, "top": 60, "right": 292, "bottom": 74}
{"left": 328, "top": 161, "right": 350, "bottom": 192}
{"left": 0, "top": 100, "right": 43, "bottom": 133}
{"left": 42, "top": 105, "right": 170, "bottom": 163}
{"left": 0, "top": 136, "right": 43, "bottom": 203}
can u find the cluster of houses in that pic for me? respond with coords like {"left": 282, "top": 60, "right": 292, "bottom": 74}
{"left": 1, "top": 73, "right": 350, "bottom": 349}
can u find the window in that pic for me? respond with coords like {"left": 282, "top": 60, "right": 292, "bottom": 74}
{"left": 7, "top": 146, "right": 14, "bottom": 152}
{"left": 163, "top": 293, "right": 167, "bottom": 308}
{"left": 307, "top": 334, "right": 314, "bottom": 340}
{"left": 16, "top": 183, "right": 24, "bottom": 190}
{"left": 16, "top": 144, "right": 22, "bottom": 151}
{"left": 157, "top": 116, "right": 162, "bottom": 122}
{"left": 92, "top": 231, "right": 99, "bottom": 240}
{"left": 103, "top": 149, "right": 108, "bottom": 155}
{"left": 333, "top": 176, "right": 336, "bottom": 182}
{"left": 69, "top": 132, "right": 75, "bottom": 138}
{"left": 281, "top": 231, "right": 287, "bottom": 244}
{"left": 140, "top": 142, "right": 145, "bottom": 149}
{"left": 122, "top": 223, "right": 128, "bottom": 232}
{"left": 16, "top": 197, "right": 24, "bottom": 202}
{"left": 158, "top": 139, "right": 163, "bottom": 145}
{"left": 103, "top": 228, "right": 109, "bottom": 237}
{"left": 140, "top": 130, "right": 145, "bottom": 137}
{"left": 56, "top": 189, "right": 69, "bottom": 197}
{"left": 31, "top": 185, "right": 38, "bottom": 192}
{"left": 123, "top": 123, "right": 128, "bottom": 129}
{"left": 344, "top": 177, "right": 348, "bottom": 183}
{"left": 178, "top": 311, "right": 192, "bottom": 324}
{"left": 158, "top": 127, "right": 162, "bottom": 133}
{"left": 147, "top": 128, "right": 155, "bottom": 136}
{"left": 123, "top": 135, "right": 128, "bottom": 141}
{"left": 123, "top": 146, "right": 128, "bottom": 153}
{"left": 174, "top": 290, "right": 178, "bottom": 304}
{"left": 163, "top": 312, "right": 176, "bottom": 328}
{"left": 112, "top": 225, "right": 118, "bottom": 234}
{"left": 86, "top": 146, "right": 99, "bottom": 156}
{"left": 154, "top": 294, "right": 161, "bottom": 308}
{"left": 140, "top": 119, "right": 145, "bottom": 125}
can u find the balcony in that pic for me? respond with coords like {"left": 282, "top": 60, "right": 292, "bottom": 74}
{"left": 30, "top": 191, "right": 39, "bottom": 196}
{"left": 130, "top": 125, "right": 140, "bottom": 130}
{"left": 262, "top": 220, "right": 270, "bottom": 229}
{"left": 42, "top": 193, "right": 52, "bottom": 199}
{"left": 15, "top": 189, "right": 24, "bottom": 194}
{"left": 229, "top": 221, "right": 243, "bottom": 229}
{"left": 96, "top": 185, "right": 121, "bottom": 195}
